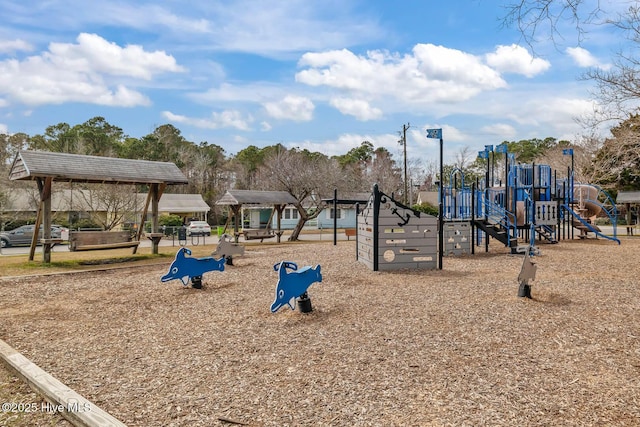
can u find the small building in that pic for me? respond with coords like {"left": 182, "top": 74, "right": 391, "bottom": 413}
{"left": 317, "top": 192, "right": 370, "bottom": 230}
{"left": 416, "top": 191, "right": 439, "bottom": 206}
{"left": 3, "top": 188, "right": 210, "bottom": 227}
{"left": 215, "top": 189, "right": 297, "bottom": 242}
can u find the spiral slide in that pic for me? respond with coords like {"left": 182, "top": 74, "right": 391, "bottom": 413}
{"left": 562, "top": 184, "right": 620, "bottom": 244}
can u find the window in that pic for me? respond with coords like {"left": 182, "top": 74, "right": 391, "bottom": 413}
{"left": 327, "top": 208, "right": 343, "bottom": 219}
{"left": 284, "top": 208, "right": 299, "bottom": 220}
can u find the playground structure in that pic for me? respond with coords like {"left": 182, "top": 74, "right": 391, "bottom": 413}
{"left": 357, "top": 184, "right": 438, "bottom": 271}
{"left": 439, "top": 146, "right": 620, "bottom": 254}
{"left": 355, "top": 147, "right": 620, "bottom": 272}
{"left": 161, "top": 247, "right": 226, "bottom": 289}
{"left": 517, "top": 248, "right": 537, "bottom": 298}
{"left": 211, "top": 233, "right": 245, "bottom": 265}
{"left": 270, "top": 261, "right": 322, "bottom": 313}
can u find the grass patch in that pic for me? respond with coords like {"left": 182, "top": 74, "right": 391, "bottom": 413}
{"left": 0, "top": 246, "right": 204, "bottom": 277}
{"left": 0, "top": 237, "right": 334, "bottom": 278}
{"left": 77, "top": 254, "right": 169, "bottom": 266}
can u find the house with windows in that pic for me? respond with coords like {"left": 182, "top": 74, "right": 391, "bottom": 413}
{"left": 272, "top": 192, "right": 370, "bottom": 230}
{"left": 279, "top": 205, "right": 302, "bottom": 229}
{"left": 216, "top": 189, "right": 371, "bottom": 232}
{"left": 316, "top": 204, "right": 358, "bottom": 229}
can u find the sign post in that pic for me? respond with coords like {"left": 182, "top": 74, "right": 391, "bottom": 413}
{"left": 426, "top": 128, "right": 443, "bottom": 270}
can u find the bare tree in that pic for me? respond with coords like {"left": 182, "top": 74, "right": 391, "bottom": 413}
{"left": 454, "top": 146, "right": 474, "bottom": 170}
{"left": 502, "top": 0, "right": 603, "bottom": 48}
{"left": 366, "top": 147, "right": 402, "bottom": 195}
{"left": 583, "top": 114, "right": 640, "bottom": 189}
{"left": 75, "top": 184, "right": 139, "bottom": 231}
{"left": 255, "top": 148, "right": 356, "bottom": 241}
{"left": 504, "top": 1, "right": 640, "bottom": 126}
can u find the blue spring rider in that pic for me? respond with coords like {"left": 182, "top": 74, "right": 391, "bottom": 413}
{"left": 271, "top": 261, "right": 322, "bottom": 313}
{"left": 161, "top": 247, "right": 225, "bottom": 289}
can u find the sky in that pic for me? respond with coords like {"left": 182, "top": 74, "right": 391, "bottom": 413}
{"left": 0, "top": 0, "right": 627, "bottom": 167}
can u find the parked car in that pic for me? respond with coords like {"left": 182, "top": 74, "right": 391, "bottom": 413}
{"left": 0, "top": 225, "right": 63, "bottom": 248}
{"left": 186, "top": 221, "right": 211, "bottom": 236}
{"left": 51, "top": 224, "right": 70, "bottom": 241}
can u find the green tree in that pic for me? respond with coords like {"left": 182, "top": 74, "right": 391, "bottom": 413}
{"left": 232, "top": 144, "right": 287, "bottom": 189}
{"left": 187, "top": 142, "right": 229, "bottom": 224}
{"left": 75, "top": 117, "right": 125, "bottom": 156}
{"left": 29, "top": 122, "right": 76, "bottom": 152}
{"left": 335, "top": 140, "right": 374, "bottom": 169}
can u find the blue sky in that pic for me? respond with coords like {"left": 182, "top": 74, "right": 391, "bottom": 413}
{"left": 0, "top": 0, "right": 624, "bottom": 165}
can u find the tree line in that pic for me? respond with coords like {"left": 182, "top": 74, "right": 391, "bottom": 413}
{"left": 1, "top": 115, "right": 638, "bottom": 239}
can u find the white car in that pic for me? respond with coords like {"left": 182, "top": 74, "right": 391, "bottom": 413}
{"left": 187, "top": 221, "right": 211, "bottom": 236}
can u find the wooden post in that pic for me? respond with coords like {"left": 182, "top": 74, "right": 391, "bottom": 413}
{"left": 232, "top": 205, "right": 241, "bottom": 243}
{"left": 133, "top": 188, "right": 153, "bottom": 254}
{"left": 30, "top": 177, "right": 53, "bottom": 262}
{"left": 274, "top": 204, "right": 285, "bottom": 243}
{"left": 151, "top": 183, "right": 163, "bottom": 254}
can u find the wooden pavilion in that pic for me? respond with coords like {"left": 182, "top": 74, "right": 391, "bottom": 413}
{"left": 616, "top": 191, "right": 640, "bottom": 236}
{"left": 215, "top": 190, "right": 297, "bottom": 243}
{"left": 8, "top": 150, "right": 188, "bottom": 262}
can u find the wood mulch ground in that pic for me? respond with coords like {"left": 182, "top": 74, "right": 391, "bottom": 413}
{"left": 0, "top": 237, "right": 639, "bottom": 426}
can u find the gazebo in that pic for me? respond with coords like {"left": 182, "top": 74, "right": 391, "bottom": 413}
{"left": 215, "top": 190, "right": 297, "bottom": 243}
{"left": 616, "top": 191, "right": 640, "bottom": 235}
{"left": 8, "top": 150, "right": 188, "bottom": 262}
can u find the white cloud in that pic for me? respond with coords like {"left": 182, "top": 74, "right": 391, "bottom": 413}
{"left": 49, "top": 33, "right": 185, "bottom": 79}
{"left": 504, "top": 97, "right": 596, "bottom": 135}
{"left": 0, "top": 33, "right": 184, "bottom": 106}
{"left": 192, "top": 83, "right": 282, "bottom": 104}
{"left": 260, "top": 121, "right": 272, "bottom": 132}
{"left": 566, "top": 47, "right": 611, "bottom": 70}
{"left": 0, "top": 39, "right": 33, "bottom": 53}
{"left": 485, "top": 44, "right": 550, "bottom": 77}
{"left": 480, "top": 123, "right": 517, "bottom": 139}
{"left": 186, "top": 1, "right": 384, "bottom": 56}
{"left": 329, "top": 97, "right": 382, "bottom": 121}
{"left": 0, "top": 123, "right": 7, "bottom": 134}
{"left": 296, "top": 44, "right": 507, "bottom": 108}
{"left": 263, "top": 95, "right": 314, "bottom": 121}
{"left": 162, "top": 109, "right": 253, "bottom": 130}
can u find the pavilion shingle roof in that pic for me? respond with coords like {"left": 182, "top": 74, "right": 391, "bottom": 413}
{"left": 616, "top": 191, "right": 640, "bottom": 204}
{"left": 216, "top": 190, "right": 297, "bottom": 206}
{"left": 9, "top": 151, "right": 188, "bottom": 185}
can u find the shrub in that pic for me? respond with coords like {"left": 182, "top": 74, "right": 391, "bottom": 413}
{"left": 159, "top": 214, "right": 183, "bottom": 227}
{"left": 412, "top": 203, "right": 439, "bottom": 216}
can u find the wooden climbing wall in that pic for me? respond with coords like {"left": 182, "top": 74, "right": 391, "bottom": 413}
{"left": 443, "top": 221, "right": 471, "bottom": 256}
{"left": 357, "top": 185, "right": 438, "bottom": 271}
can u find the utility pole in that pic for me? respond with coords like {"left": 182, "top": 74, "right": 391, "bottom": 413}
{"left": 399, "top": 123, "right": 410, "bottom": 204}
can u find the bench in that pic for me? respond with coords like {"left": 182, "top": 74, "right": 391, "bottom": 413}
{"left": 69, "top": 231, "right": 140, "bottom": 251}
{"left": 242, "top": 229, "right": 275, "bottom": 242}
{"left": 344, "top": 228, "right": 357, "bottom": 240}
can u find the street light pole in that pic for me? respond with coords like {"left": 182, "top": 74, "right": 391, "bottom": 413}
{"left": 399, "top": 123, "right": 410, "bottom": 204}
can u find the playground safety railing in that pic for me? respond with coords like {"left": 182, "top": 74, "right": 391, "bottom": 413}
{"left": 479, "top": 193, "right": 517, "bottom": 241}
{"left": 442, "top": 187, "right": 473, "bottom": 219}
